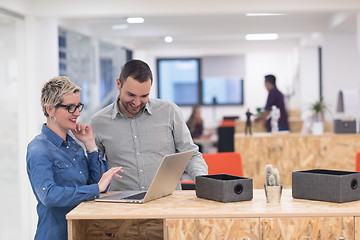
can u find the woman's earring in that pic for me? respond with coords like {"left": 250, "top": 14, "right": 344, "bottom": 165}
{"left": 50, "top": 116, "right": 57, "bottom": 124}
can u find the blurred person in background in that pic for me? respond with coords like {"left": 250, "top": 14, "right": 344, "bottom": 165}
{"left": 186, "top": 105, "right": 204, "bottom": 139}
{"left": 255, "top": 74, "right": 289, "bottom": 132}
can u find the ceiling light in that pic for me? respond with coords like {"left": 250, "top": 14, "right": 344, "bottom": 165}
{"left": 112, "top": 24, "right": 128, "bottom": 30}
{"left": 246, "top": 13, "right": 286, "bottom": 17}
{"left": 126, "top": 17, "right": 144, "bottom": 24}
{"left": 245, "top": 33, "right": 279, "bottom": 41}
{"left": 164, "top": 36, "right": 173, "bottom": 43}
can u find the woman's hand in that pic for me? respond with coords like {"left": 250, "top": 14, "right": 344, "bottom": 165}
{"left": 71, "top": 122, "right": 97, "bottom": 150}
{"left": 98, "top": 167, "right": 124, "bottom": 192}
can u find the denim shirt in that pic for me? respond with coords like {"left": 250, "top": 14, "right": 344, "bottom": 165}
{"left": 26, "top": 124, "right": 108, "bottom": 240}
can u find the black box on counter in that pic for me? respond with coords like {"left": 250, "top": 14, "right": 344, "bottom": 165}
{"left": 195, "top": 174, "right": 253, "bottom": 203}
{"left": 334, "top": 119, "right": 357, "bottom": 133}
{"left": 292, "top": 169, "right": 360, "bottom": 203}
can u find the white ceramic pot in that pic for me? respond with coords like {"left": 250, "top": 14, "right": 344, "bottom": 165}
{"left": 312, "top": 121, "right": 324, "bottom": 135}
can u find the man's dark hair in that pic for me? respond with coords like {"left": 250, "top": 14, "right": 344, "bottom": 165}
{"left": 119, "top": 59, "right": 153, "bottom": 87}
{"left": 265, "top": 74, "right": 276, "bottom": 86}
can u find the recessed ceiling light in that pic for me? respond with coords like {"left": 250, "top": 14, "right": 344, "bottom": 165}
{"left": 246, "top": 13, "right": 286, "bottom": 17}
{"left": 112, "top": 24, "right": 128, "bottom": 30}
{"left": 245, "top": 33, "right": 279, "bottom": 41}
{"left": 164, "top": 36, "right": 173, "bottom": 43}
{"left": 126, "top": 17, "right": 144, "bottom": 24}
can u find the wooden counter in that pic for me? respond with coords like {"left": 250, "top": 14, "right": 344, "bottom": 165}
{"left": 67, "top": 189, "right": 360, "bottom": 239}
{"left": 235, "top": 133, "right": 360, "bottom": 189}
{"left": 235, "top": 119, "right": 334, "bottom": 133}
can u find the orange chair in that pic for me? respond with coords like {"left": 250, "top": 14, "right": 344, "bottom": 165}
{"left": 220, "top": 120, "right": 236, "bottom": 127}
{"left": 356, "top": 152, "right": 360, "bottom": 171}
{"left": 181, "top": 152, "right": 243, "bottom": 189}
{"left": 203, "top": 152, "right": 243, "bottom": 176}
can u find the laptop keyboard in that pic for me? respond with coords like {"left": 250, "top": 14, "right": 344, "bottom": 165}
{"left": 123, "top": 191, "right": 147, "bottom": 200}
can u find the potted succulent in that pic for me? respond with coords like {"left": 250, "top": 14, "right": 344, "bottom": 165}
{"left": 310, "top": 98, "right": 329, "bottom": 135}
{"left": 264, "top": 165, "right": 282, "bottom": 203}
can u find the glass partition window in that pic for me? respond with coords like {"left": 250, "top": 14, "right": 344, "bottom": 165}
{"left": 157, "top": 58, "right": 200, "bottom": 105}
{"left": 58, "top": 28, "right": 95, "bottom": 108}
{"left": 98, "top": 42, "right": 128, "bottom": 108}
{"left": 202, "top": 77, "right": 244, "bottom": 105}
{"left": 58, "top": 29, "right": 130, "bottom": 120}
{"left": 157, "top": 58, "right": 244, "bottom": 105}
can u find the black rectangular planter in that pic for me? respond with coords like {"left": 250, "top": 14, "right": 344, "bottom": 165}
{"left": 292, "top": 169, "right": 360, "bottom": 203}
{"left": 334, "top": 120, "right": 357, "bottom": 134}
{"left": 196, "top": 174, "right": 253, "bottom": 203}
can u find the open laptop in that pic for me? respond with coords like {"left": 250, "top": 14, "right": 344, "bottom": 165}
{"left": 95, "top": 150, "right": 194, "bottom": 203}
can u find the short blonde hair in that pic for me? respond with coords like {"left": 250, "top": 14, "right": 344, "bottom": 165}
{"left": 41, "top": 76, "right": 81, "bottom": 117}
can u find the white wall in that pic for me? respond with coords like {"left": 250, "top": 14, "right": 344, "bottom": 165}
{"left": 322, "top": 33, "right": 360, "bottom": 119}
{"left": 299, "top": 47, "right": 320, "bottom": 115}
{"left": 20, "top": 16, "right": 60, "bottom": 239}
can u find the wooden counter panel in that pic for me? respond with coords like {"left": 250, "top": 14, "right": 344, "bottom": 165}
{"left": 235, "top": 133, "right": 360, "bottom": 188}
{"left": 261, "top": 217, "right": 354, "bottom": 239}
{"left": 165, "top": 218, "right": 259, "bottom": 240}
{"left": 356, "top": 217, "right": 360, "bottom": 239}
{"left": 68, "top": 219, "right": 87, "bottom": 240}
{"left": 68, "top": 219, "right": 163, "bottom": 240}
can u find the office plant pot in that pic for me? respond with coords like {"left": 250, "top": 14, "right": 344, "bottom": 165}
{"left": 311, "top": 121, "right": 324, "bottom": 135}
{"left": 264, "top": 184, "right": 283, "bottom": 203}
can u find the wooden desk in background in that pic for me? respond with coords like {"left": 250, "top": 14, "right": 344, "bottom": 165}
{"left": 193, "top": 136, "right": 217, "bottom": 153}
{"left": 235, "top": 133, "right": 360, "bottom": 189}
{"left": 235, "top": 119, "right": 334, "bottom": 134}
{"left": 67, "top": 190, "right": 360, "bottom": 239}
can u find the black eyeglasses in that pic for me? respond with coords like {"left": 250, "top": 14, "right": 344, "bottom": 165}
{"left": 54, "top": 103, "right": 84, "bottom": 113}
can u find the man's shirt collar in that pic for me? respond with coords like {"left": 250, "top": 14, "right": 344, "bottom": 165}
{"left": 111, "top": 99, "right": 153, "bottom": 119}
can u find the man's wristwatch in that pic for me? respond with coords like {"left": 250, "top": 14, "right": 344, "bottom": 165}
{"left": 86, "top": 147, "right": 99, "bottom": 154}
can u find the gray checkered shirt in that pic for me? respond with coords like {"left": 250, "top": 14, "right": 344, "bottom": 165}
{"left": 90, "top": 98, "right": 208, "bottom": 191}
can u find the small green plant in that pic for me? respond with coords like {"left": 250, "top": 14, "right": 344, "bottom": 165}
{"left": 265, "top": 165, "right": 281, "bottom": 186}
{"left": 310, "top": 98, "right": 330, "bottom": 122}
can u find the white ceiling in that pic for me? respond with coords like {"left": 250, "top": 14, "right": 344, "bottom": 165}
{"left": 59, "top": 11, "right": 358, "bottom": 51}
{"left": 1, "top": 0, "right": 360, "bottom": 51}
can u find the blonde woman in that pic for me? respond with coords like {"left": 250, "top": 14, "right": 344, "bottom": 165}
{"left": 26, "top": 76, "right": 123, "bottom": 240}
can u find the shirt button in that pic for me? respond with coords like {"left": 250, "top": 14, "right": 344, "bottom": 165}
{"left": 66, "top": 146, "right": 69, "bottom": 149}
{"left": 79, "top": 171, "right": 82, "bottom": 174}
{"left": 141, "top": 186, "right": 145, "bottom": 189}
{"left": 136, "top": 152, "right": 140, "bottom": 155}
{"left": 42, "top": 187, "right": 46, "bottom": 191}
{"left": 134, "top": 135, "right": 137, "bottom": 138}
{"left": 139, "top": 169, "right": 143, "bottom": 173}
{"left": 73, "top": 159, "right": 76, "bottom": 161}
